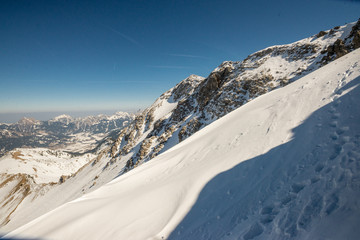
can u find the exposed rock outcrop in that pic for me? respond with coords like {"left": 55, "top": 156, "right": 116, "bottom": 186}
{"left": 322, "top": 19, "right": 360, "bottom": 64}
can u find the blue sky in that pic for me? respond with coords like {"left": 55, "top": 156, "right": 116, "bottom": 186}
{"left": 0, "top": 0, "right": 359, "bottom": 122}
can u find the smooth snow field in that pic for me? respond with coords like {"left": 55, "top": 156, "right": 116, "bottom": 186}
{"left": 5, "top": 50, "right": 360, "bottom": 239}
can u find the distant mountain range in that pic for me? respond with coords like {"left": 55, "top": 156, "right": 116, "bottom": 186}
{"left": 0, "top": 112, "right": 134, "bottom": 157}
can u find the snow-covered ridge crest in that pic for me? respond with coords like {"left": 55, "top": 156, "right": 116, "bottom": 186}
{"left": 149, "top": 74, "right": 205, "bottom": 123}
{"left": 16, "top": 117, "right": 41, "bottom": 126}
{"left": 49, "top": 111, "right": 133, "bottom": 124}
{"left": 7, "top": 47, "right": 360, "bottom": 240}
{"left": 50, "top": 114, "right": 73, "bottom": 121}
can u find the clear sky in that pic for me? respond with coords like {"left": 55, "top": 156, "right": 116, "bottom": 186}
{"left": 0, "top": 0, "right": 359, "bottom": 122}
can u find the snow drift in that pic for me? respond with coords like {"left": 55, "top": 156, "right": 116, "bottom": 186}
{"left": 5, "top": 48, "right": 360, "bottom": 239}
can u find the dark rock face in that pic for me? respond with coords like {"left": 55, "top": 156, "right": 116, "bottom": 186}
{"left": 328, "top": 39, "right": 348, "bottom": 59}
{"left": 316, "top": 30, "right": 327, "bottom": 38}
{"left": 197, "top": 62, "right": 233, "bottom": 110}
{"left": 352, "top": 30, "right": 360, "bottom": 49}
{"left": 178, "top": 118, "right": 201, "bottom": 142}
{"left": 171, "top": 99, "right": 194, "bottom": 123}
{"left": 172, "top": 75, "right": 203, "bottom": 101}
{"left": 349, "top": 19, "right": 360, "bottom": 49}
{"left": 321, "top": 19, "right": 360, "bottom": 64}
{"left": 242, "top": 73, "right": 274, "bottom": 97}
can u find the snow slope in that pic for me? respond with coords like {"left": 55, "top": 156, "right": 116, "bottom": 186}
{"left": 6, "top": 48, "right": 360, "bottom": 239}
{"left": 0, "top": 148, "right": 95, "bottom": 184}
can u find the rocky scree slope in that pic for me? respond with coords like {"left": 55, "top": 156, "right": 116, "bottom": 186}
{"left": 0, "top": 20, "right": 359, "bottom": 233}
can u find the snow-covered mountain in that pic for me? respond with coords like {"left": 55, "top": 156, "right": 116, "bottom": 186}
{"left": 0, "top": 19, "right": 359, "bottom": 236}
{"left": 102, "top": 20, "right": 360, "bottom": 174}
{"left": 6, "top": 41, "right": 360, "bottom": 240}
{"left": 0, "top": 111, "right": 134, "bottom": 156}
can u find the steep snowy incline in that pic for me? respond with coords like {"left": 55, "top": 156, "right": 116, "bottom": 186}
{"left": 6, "top": 47, "right": 360, "bottom": 239}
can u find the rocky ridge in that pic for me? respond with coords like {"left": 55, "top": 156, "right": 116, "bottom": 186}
{"left": 105, "top": 20, "right": 360, "bottom": 174}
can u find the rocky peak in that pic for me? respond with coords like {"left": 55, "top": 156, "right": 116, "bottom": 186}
{"left": 50, "top": 114, "right": 74, "bottom": 124}
{"left": 17, "top": 117, "right": 39, "bottom": 125}
{"left": 348, "top": 18, "right": 360, "bottom": 49}
{"left": 15, "top": 118, "right": 40, "bottom": 133}
{"left": 172, "top": 74, "right": 205, "bottom": 102}
{"left": 197, "top": 61, "right": 235, "bottom": 110}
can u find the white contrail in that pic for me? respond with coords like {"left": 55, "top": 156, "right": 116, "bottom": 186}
{"left": 167, "top": 53, "right": 211, "bottom": 59}
{"left": 102, "top": 24, "right": 141, "bottom": 47}
{"left": 147, "top": 65, "right": 192, "bottom": 69}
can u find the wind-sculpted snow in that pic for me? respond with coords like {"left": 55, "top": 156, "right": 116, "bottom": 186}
{"left": 170, "top": 73, "right": 360, "bottom": 240}
{"left": 5, "top": 46, "right": 360, "bottom": 240}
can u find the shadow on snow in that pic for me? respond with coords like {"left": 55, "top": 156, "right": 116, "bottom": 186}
{"left": 169, "top": 77, "right": 360, "bottom": 240}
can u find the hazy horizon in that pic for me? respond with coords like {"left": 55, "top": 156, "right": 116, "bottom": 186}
{"left": 0, "top": 109, "right": 140, "bottom": 124}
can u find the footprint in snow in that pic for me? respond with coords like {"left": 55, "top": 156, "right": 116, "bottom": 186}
{"left": 297, "top": 193, "right": 323, "bottom": 230}
{"left": 325, "top": 193, "right": 339, "bottom": 215}
{"left": 315, "top": 163, "right": 324, "bottom": 173}
{"left": 329, "top": 144, "right": 343, "bottom": 160}
{"left": 291, "top": 182, "right": 306, "bottom": 193}
{"left": 260, "top": 204, "right": 279, "bottom": 225}
{"left": 280, "top": 195, "right": 293, "bottom": 206}
{"left": 329, "top": 121, "right": 338, "bottom": 128}
{"left": 336, "top": 126, "right": 349, "bottom": 135}
{"left": 330, "top": 132, "right": 338, "bottom": 140}
{"left": 331, "top": 112, "right": 341, "bottom": 119}
{"left": 243, "top": 222, "right": 264, "bottom": 240}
